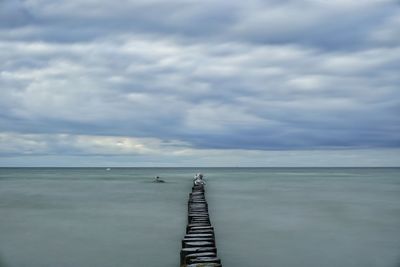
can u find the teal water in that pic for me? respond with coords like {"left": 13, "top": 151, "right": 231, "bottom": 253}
{"left": 0, "top": 168, "right": 399, "bottom": 267}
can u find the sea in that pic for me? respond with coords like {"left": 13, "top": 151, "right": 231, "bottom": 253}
{"left": 0, "top": 167, "right": 399, "bottom": 267}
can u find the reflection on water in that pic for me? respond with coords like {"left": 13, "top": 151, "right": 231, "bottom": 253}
{"left": 0, "top": 168, "right": 399, "bottom": 267}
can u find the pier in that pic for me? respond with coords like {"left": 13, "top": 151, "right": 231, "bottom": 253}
{"left": 180, "top": 180, "right": 222, "bottom": 267}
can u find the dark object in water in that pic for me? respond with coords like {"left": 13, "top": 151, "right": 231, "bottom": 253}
{"left": 154, "top": 176, "right": 165, "bottom": 183}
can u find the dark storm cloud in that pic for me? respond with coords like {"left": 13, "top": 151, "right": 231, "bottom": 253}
{"left": 0, "top": 0, "right": 399, "bottom": 161}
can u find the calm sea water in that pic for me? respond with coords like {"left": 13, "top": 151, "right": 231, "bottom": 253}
{"left": 0, "top": 168, "right": 399, "bottom": 267}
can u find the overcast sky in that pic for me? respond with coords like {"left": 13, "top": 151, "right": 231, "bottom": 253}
{"left": 0, "top": 0, "right": 399, "bottom": 166}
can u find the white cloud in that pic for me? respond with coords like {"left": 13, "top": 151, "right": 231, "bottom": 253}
{"left": 0, "top": 132, "right": 190, "bottom": 156}
{"left": 0, "top": 35, "right": 399, "bottom": 149}
{"left": 369, "top": 11, "right": 400, "bottom": 46}
{"left": 1, "top": 131, "right": 399, "bottom": 167}
{"left": 0, "top": 0, "right": 399, "bottom": 165}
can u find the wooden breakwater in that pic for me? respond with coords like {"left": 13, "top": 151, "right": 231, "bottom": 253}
{"left": 180, "top": 182, "right": 222, "bottom": 267}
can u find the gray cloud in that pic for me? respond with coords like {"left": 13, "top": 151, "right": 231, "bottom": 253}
{"left": 0, "top": 0, "right": 32, "bottom": 28}
{"left": 2, "top": 0, "right": 397, "bottom": 47}
{"left": 0, "top": 0, "right": 399, "bottom": 165}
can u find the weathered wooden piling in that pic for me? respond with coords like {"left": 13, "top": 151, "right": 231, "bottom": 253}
{"left": 180, "top": 181, "right": 222, "bottom": 267}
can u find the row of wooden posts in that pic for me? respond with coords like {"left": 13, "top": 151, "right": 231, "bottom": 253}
{"left": 180, "top": 182, "right": 222, "bottom": 267}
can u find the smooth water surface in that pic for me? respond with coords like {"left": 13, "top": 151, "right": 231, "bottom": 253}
{"left": 0, "top": 168, "right": 399, "bottom": 267}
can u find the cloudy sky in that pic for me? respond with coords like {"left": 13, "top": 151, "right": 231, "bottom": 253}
{"left": 0, "top": 0, "right": 399, "bottom": 166}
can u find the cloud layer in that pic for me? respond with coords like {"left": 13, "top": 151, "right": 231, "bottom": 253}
{"left": 1, "top": 0, "right": 399, "bottom": 165}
